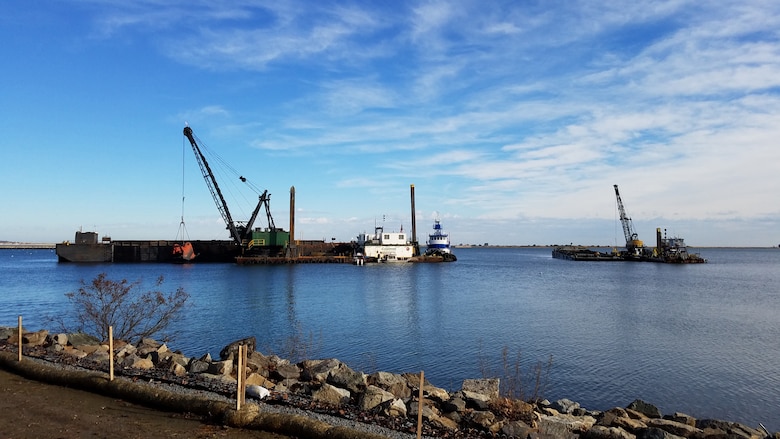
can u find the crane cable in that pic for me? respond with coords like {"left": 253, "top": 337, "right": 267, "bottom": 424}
{"left": 176, "top": 134, "right": 190, "bottom": 242}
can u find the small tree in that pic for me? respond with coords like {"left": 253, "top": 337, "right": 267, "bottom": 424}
{"left": 62, "top": 272, "right": 189, "bottom": 343}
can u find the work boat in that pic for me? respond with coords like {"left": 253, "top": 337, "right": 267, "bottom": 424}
{"left": 357, "top": 226, "right": 414, "bottom": 263}
{"left": 426, "top": 218, "right": 451, "bottom": 254}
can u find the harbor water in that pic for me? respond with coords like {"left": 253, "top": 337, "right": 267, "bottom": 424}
{"left": 1, "top": 247, "right": 778, "bottom": 429}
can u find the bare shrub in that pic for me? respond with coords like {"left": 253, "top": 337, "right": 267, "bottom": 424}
{"left": 478, "top": 343, "right": 553, "bottom": 402}
{"left": 58, "top": 272, "right": 189, "bottom": 343}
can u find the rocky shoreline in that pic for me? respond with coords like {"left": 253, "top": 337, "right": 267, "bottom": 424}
{"left": 1, "top": 327, "right": 777, "bottom": 439}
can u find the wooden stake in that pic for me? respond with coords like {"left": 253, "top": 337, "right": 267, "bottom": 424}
{"left": 17, "top": 316, "right": 22, "bottom": 362}
{"left": 417, "top": 370, "right": 424, "bottom": 439}
{"left": 109, "top": 326, "right": 114, "bottom": 381}
{"left": 241, "top": 345, "right": 247, "bottom": 405}
{"left": 236, "top": 344, "right": 243, "bottom": 410}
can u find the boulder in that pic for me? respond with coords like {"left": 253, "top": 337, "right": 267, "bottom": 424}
{"left": 377, "top": 398, "right": 407, "bottom": 418}
{"left": 469, "top": 410, "right": 496, "bottom": 430}
{"left": 539, "top": 413, "right": 597, "bottom": 435}
{"left": 188, "top": 358, "right": 210, "bottom": 374}
{"left": 462, "top": 389, "right": 491, "bottom": 410}
{"left": 695, "top": 419, "right": 764, "bottom": 439}
{"left": 665, "top": 412, "right": 696, "bottom": 427}
{"left": 207, "top": 360, "right": 234, "bottom": 376}
{"left": 67, "top": 332, "right": 100, "bottom": 346}
{"left": 553, "top": 398, "right": 582, "bottom": 414}
{"left": 63, "top": 346, "right": 88, "bottom": 359}
{"left": 358, "top": 385, "right": 395, "bottom": 411}
{"left": 368, "top": 371, "right": 411, "bottom": 399}
{"left": 645, "top": 419, "right": 700, "bottom": 438}
{"left": 85, "top": 349, "right": 111, "bottom": 364}
{"left": 22, "top": 330, "right": 49, "bottom": 346}
{"left": 441, "top": 395, "right": 467, "bottom": 413}
{"left": 461, "top": 378, "right": 500, "bottom": 401}
{"left": 432, "top": 414, "right": 460, "bottom": 431}
{"left": 52, "top": 333, "right": 68, "bottom": 346}
{"left": 300, "top": 358, "right": 341, "bottom": 382}
{"left": 0, "top": 327, "right": 16, "bottom": 341}
{"left": 312, "top": 383, "right": 350, "bottom": 406}
{"left": 501, "top": 420, "right": 535, "bottom": 438}
{"left": 131, "top": 356, "right": 154, "bottom": 370}
{"left": 327, "top": 363, "right": 366, "bottom": 393}
{"left": 627, "top": 399, "right": 662, "bottom": 418}
{"left": 115, "top": 343, "right": 137, "bottom": 359}
{"left": 599, "top": 408, "right": 630, "bottom": 426}
{"left": 219, "top": 337, "right": 256, "bottom": 361}
{"left": 423, "top": 384, "right": 450, "bottom": 402}
{"left": 245, "top": 351, "right": 272, "bottom": 375}
{"left": 583, "top": 425, "right": 637, "bottom": 439}
{"left": 408, "top": 400, "right": 441, "bottom": 423}
{"left": 272, "top": 363, "right": 301, "bottom": 381}
{"left": 613, "top": 416, "right": 647, "bottom": 432}
{"left": 638, "top": 427, "right": 686, "bottom": 439}
{"left": 246, "top": 373, "right": 275, "bottom": 389}
{"left": 168, "top": 361, "right": 187, "bottom": 377}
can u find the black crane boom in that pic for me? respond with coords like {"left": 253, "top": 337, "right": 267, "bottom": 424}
{"left": 183, "top": 126, "right": 242, "bottom": 246}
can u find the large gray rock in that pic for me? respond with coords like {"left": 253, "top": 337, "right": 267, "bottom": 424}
{"left": 468, "top": 410, "right": 496, "bottom": 430}
{"left": 627, "top": 399, "right": 662, "bottom": 418}
{"left": 501, "top": 420, "right": 535, "bottom": 438}
{"left": 462, "top": 389, "right": 491, "bottom": 410}
{"left": 386, "top": 398, "right": 408, "bottom": 417}
{"left": 441, "top": 395, "right": 467, "bottom": 413}
{"left": 645, "top": 418, "right": 700, "bottom": 438}
{"left": 300, "top": 358, "right": 341, "bottom": 382}
{"left": 368, "top": 371, "right": 411, "bottom": 399}
{"left": 245, "top": 351, "right": 272, "bottom": 375}
{"left": 358, "top": 385, "right": 395, "bottom": 411}
{"left": 637, "top": 427, "right": 685, "bottom": 439}
{"left": 188, "top": 357, "right": 210, "bottom": 374}
{"left": 695, "top": 419, "right": 764, "bottom": 438}
{"left": 219, "top": 337, "right": 256, "bottom": 361}
{"left": 462, "top": 378, "right": 500, "bottom": 401}
{"left": 553, "top": 398, "right": 582, "bottom": 414}
{"left": 67, "top": 332, "right": 100, "bottom": 346}
{"left": 312, "top": 383, "right": 350, "bottom": 406}
{"left": 584, "top": 425, "right": 637, "bottom": 439}
{"left": 327, "top": 363, "right": 366, "bottom": 393}
{"left": 52, "top": 333, "right": 68, "bottom": 346}
{"left": 273, "top": 363, "right": 301, "bottom": 381}
{"left": 22, "top": 330, "right": 48, "bottom": 346}
{"left": 539, "top": 414, "right": 597, "bottom": 435}
{"left": 207, "top": 359, "right": 234, "bottom": 376}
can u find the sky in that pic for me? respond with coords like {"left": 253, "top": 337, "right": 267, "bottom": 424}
{"left": 2, "top": 1, "right": 779, "bottom": 247}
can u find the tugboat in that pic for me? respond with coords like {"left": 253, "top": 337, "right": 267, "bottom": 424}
{"left": 426, "top": 217, "right": 451, "bottom": 254}
{"left": 413, "top": 217, "right": 457, "bottom": 262}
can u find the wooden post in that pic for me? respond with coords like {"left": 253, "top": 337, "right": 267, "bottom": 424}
{"left": 236, "top": 344, "right": 244, "bottom": 410}
{"left": 109, "top": 326, "right": 114, "bottom": 381}
{"left": 417, "top": 370, "right": 424, "bottom": 439}
{"left": 241, "top": 345, "right": 247, "bottom": 405}
{"left": 17, "top": 316, "right": 22, "bottom": 362}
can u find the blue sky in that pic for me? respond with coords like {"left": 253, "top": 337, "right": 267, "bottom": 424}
{"left": 2, "top": 1, "right": 779, "bottom": 247}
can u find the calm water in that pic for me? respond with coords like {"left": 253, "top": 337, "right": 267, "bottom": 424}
{"left": 1, "top": 247, "right": 778, "bottom": 429}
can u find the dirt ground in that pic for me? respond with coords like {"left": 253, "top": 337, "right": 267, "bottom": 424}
{"left": 0, "top": 368, "right": 290, "bottom": 439}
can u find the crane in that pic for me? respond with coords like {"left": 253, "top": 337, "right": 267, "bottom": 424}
{"left": 613, "top": 184, "right": 644, "bottom": 256}
{"left": 183, "top": 126, "right": 276, "bottom": 248}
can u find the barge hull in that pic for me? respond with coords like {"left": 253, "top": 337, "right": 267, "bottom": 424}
{"left": 56, "top": 240, "right": 240, "bottom": 263}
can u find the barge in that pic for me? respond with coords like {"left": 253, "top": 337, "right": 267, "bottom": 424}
{"left": 56, "top": 231, "right": 356, "bottom": 264}
{"left": 56, "top": 231, "right": 241, "bottom": 263}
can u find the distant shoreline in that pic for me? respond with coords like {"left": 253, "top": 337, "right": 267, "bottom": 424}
{"left": 0, "top": 243, "right": 56, "bottom": 249}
